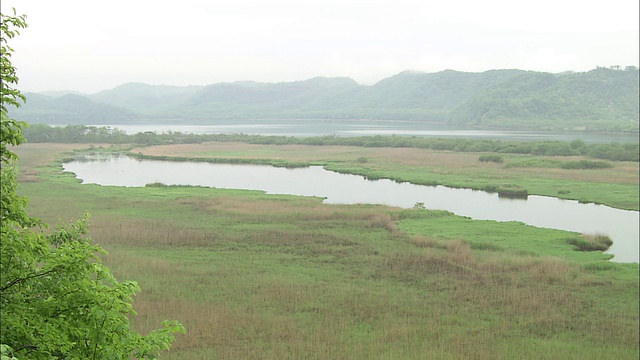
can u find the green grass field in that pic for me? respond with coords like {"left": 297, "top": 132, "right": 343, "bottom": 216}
{"left": 12, "top": 143, "right": 639, "bottom": 359}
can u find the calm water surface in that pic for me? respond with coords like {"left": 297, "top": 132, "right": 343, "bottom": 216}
{"left": 63, "top": 156, "right": 639, "bottom": 263}
{"left": 95, "top": 120, "right": 640, "bottom": 143}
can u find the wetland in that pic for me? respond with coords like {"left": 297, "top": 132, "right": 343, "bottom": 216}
{"left": 63, "top": 155, "right": 639, "bottom": 262}
{"left": 13, "top": 140, "right": 640, "bottom": 359}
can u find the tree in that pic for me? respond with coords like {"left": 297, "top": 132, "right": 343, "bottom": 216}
{"left": 1, "top": 9, "right": 183, "bottom": 359}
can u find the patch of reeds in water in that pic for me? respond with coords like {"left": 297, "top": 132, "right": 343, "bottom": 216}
{"left": 567, "top": 233, "right": 613, "bottom": 252}
{"left": 495, "top": 184, "right": 529, "bottom": 199}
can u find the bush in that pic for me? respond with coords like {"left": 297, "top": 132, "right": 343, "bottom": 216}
{"left": 145, "top": 182, "right": 167, "bottom": 187}
{"left": 560, "top": 160, "right": 614, "bottom": 169}
{"left": 504, "top": 158, "right": 563, "bottom": 168}
{"left": 567, "top": 234, "right": 613, "bottom": 251}
{"left": 484, "top": 184, "right": 499, "bottom": 193}
{"left": 478, "top": 154, "right": 503, "bottom": 163}
{"left": 496, "top": 184, "right": 528, "bottom": 199}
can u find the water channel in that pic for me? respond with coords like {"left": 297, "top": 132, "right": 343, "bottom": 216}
{"left": 63, "top": 155, "right": 639, "bottom": 263}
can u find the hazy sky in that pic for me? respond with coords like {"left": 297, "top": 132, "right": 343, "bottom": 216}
{"left": 2, "top": 0, "right": 638, "bottom": 93}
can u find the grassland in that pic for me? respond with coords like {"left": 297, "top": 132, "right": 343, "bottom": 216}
{"left": 13, "top": 143, "right": 639, "bottom": 359}
{"left": 130, "top": 142, "right": 639, "bottom": 210}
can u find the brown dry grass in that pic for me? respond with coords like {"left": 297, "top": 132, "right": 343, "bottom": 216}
{"left": 132, "top": 142, "right": 486, "bottom": 171}
{"left": 412, "top": 235, "right": 443, "bottom": 249}
{"left": 131, "top": 143, "right": 369, "bottom": 163}
{"left": 90, "top": 219, "right": 216, "bottom": 247}
{"left": 133, "top": 142, "right": 639, "bottom": 185}
{"left": 516, "top": 162, "right": 639, "bottom": 184}
{"left": 12, "top": 143, "right": 96, "bottom": 181}
{"left": 446, "top": 240, "right": 476, "bottom": 265}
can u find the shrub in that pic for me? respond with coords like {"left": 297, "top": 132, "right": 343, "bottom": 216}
{"left": 567, "top": 234, "right": 613, "bottom": 252}
{"left": 496, "top": 184, "right": 529, "bottom": 199}
{"left": 484, "top": 184, "right": 499, "bottom": 193}
{"left": 145, "top": 182, "right": 167, "bottom": 187}
{"left": 504, "top": 158, "right": 563, "bottom": 168}
{"left": 560, "top": 160, "right": 614, "bottom": 169}
{"left": 478, "top": 154, "right": 503, "bottom": 163}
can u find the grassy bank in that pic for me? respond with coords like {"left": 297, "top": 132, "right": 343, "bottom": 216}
{"left": 13, "top": 143, "right": 639, "bottom": 359}
{"left": 129, "top": 142, "right": 639, "bottom": 210}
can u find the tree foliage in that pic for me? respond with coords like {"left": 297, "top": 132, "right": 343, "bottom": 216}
{"left": 0, "top": 9, "right": 183, "bottom": 359}
{"left": 21, "top": 123, "right": 640, "bottom": 162}
{"left": 0, "top": 9, "right": 28, "bottom": 165}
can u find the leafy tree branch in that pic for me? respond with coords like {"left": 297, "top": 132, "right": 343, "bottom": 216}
{"left": 1, "top": 8, "right": 184, "bottom": 359}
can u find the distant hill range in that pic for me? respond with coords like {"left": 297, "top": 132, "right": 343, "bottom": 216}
{"left": 9, "top": 67, "right": 639, "bottom": 132}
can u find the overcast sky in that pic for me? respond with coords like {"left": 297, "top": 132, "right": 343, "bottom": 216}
{"left": 2, "top": 0, "right": 638, "bottom": 93}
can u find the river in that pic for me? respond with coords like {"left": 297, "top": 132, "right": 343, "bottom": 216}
{"left": 63, "top": 155, "right": 639, "bottom": 263}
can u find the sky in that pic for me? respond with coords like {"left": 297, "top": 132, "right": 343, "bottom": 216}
{"left": 2, "top": 0, "right": 639, "bottom": 93}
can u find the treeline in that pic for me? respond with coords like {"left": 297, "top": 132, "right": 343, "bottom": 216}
{"left": 22, "top": 124, "right": 639, "bottom": 162}
{"left": 23, "top": 124, "right": 129, "bottom": 143}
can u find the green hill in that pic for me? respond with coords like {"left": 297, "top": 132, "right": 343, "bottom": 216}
{"left": 450, "top": 67, "right": 640, "bottom": 131}
{"left": 9, "top": 67, "right": 639, "bottom": 132}
{"left": 91, "top": 82, "right": 203, "bottom": 115}
{"left": 348, "top": 69, "right": 526, "bottom": 120}
{"left": 11, "top": 93, "right": 134, "bottom": 124}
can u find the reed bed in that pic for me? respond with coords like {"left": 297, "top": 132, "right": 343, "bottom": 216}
{"left": 12, "top": 143, "right": 640, "bottom": 359}
{"left": 101, "top": 236, "right": 638, "bottom": 359}
{"left": 133, "top": 142, "right": 639, "bottom": 185}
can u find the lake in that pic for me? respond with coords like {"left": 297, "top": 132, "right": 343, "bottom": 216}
{"left": 94, "top": 119, "right": 640, "bottom": 143}
{"left": 63, "top": 155, "right": 639, "bottom": 263}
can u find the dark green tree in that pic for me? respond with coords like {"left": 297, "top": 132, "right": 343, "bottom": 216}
{"left": 1, "top": 9, "right": 183, "bottom": 359}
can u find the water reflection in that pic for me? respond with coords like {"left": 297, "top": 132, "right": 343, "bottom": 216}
{"left": 63, "top": 156, "right": 639, "bottom": 263}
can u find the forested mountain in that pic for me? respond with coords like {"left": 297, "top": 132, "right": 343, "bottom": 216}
{"left": 450, "top": 67, "right": 639, "bottom": 131}
{"left": 9, "top": 67, "right": 639, "bottom": 131}
{"left": 11, "top": 92, "right": 135, "bottom": 124}
{"left": 91, "top": 82, "right": 204, "bottom": 114}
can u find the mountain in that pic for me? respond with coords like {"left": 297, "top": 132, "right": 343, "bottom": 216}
{"left": 347, "top": 69, "right": 526, "bottom": 120}
{"left": 176, "top": 77, "right": 364, "bottom": 120}
{"left": 10, "top": 93, "right": 134, "bottom": 125}
{"left": 8, "top": 67, "right": 639, "bottom": 131}
{"left": 450, "top": 67, "right": 640, "bottom": 131}
{"left": 91, "top": 82, "right": 203, "bottom": 114}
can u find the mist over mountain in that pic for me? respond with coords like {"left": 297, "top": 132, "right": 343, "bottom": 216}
{"left": 9, "top": 67, "right": 639, "bottom": 132}
{"left": 12, "top": 92, "right": 135, "bottom": 124}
